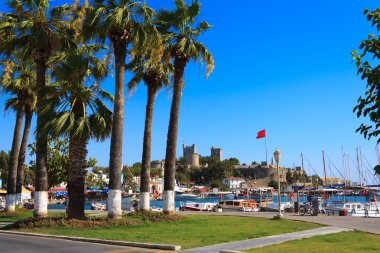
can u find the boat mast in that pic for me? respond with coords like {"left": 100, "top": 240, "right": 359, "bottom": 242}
{"left": 347, "top": 154, "right": 351, "bottom": 187}
{"left": 301, "top": 153, "right": 304, "bottom": 174}
{"left": 322, "top": 150, "right": 327, "bottom": 186}
{"left": 356, "top": 147, "right": 362, "bottom": 186}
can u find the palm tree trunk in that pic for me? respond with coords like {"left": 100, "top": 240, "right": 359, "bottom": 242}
{"left": 6, "top": 92, "right": 26, "bottom": 212}
{"left": 163, "top": 58, "right": 186, "bottom": 214}
{"left": 34, "top": 60, "right": 49, "bottom": 218}
{"left": 140, "top": 85, "right": 157, "bottom": 210}
{"left": 16, "top": 105, "right": 33, "bottom": 204}
{"left": 67, "top": 102, "right": 87, "bottom": 220}
{"left": 108, "top": 41, "right": 126, "bottom": 219}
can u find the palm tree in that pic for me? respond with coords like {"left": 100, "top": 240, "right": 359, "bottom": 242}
{"left": 4, "top": 85, "right": 36, "bottom": 205}
{"left": 0, "top": 59, "right": 34, "bottom": 212}
{"left": 16, "top": 94, "right": 36, "bottom": 204}
{"left": 156, "top": 0, "right": 214, "bottom": 213}
{"left": 47, "top": 46, "right": 113, "bottom": 219}
{"left": 0, "top": 0, "right": 76, "bottom": 218}
{"left": 127, "top": 52, "right": 172, "bottom": 210}
{"left": 84, "top": 0, "right": 155, "bottom": 219}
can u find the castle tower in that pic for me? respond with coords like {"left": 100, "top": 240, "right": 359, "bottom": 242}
{"left": 183, "top": 144, "right": 199, "bottom": 168}
{"left": 210, "top": 146, "right": 222, "bottom": 161}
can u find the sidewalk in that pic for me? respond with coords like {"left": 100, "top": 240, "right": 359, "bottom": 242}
{"left": 182, "top": 226, "right": 351, "bottom": 253}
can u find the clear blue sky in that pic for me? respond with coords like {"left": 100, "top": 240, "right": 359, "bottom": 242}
{"left": 0, "top": 0, "right": 379, "bottom": 184}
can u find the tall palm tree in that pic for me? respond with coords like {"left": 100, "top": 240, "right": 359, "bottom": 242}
{"left": 127, "top": 52, "right": 172, "bottom": 210}
{"left": 4, "top": 86, "right": 36, "bottom": 205}
{"left": 47, "top": 46, "right": 113, "bottom": 219}
{"left": 16, "top": 93, "right": 36, "bottom": 204}
{"left": 1, "top": 59, "right": 34, "bottom": 212}
{"left": 156, "top": 0, "right": 214, "bottom": 213}
{"left": 0, "top": 0, "right": 76, "bottom": 218}
{"left": 84, "top": 0, "right": 155, "bottom": 219}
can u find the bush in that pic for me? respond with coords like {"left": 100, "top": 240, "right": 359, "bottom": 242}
{"left": 5, "top": 210, "right": 183, "bottom": 229}
{"left": 126, "top": 210, "right": 183, "bottom": 223}
{"left": 6, "top": 217, "right": 139, "bottom": 229}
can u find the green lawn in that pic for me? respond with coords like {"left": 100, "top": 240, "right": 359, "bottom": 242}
{"left": 0, "top": 211, "right": 67, "bottom": 223}
{"left": 0, "top": 210, "right": 32, "bottom": 223}
{"left": 244, "top": 231, "right": 380, "bottom": 253}
{"left": 14, "top": 215, "right": 322, "bottom": 249}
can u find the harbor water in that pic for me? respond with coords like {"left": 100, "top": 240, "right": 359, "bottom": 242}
{"left": 47, "top": 195, "right": 370, "bottom": 210}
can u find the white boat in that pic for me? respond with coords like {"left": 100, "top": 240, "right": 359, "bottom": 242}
{"left": 219, "top": 199, "right": 260, "bottom": 212}
{"left": 150, "top": 206, "right": 163, "bottom": 212}
{"left": 265, "top": 202, "right": 293, "bottom": 212}
{"left": 91, "top": 202, "right": 106, "bottom": 211}
{"left": 179, "top": 201, "right": 217, "bottom": 211}
{"left": 324, "top": 201, "right": 380, "bottom": 217}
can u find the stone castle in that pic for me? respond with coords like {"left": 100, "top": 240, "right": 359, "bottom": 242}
{"left": 182, "top": 144, "right": 223, "bottom": 168}
{"left": 183, "top": 144, "right": 200, "bottom": 168}
{"left": 210, "top": 146, "right": 222, "bottom": 161}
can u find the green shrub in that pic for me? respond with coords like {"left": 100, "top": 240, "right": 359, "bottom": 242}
{"left": 7, "top": 217, "right": 139, "bottom": 229}
{"left": 126, "top": 210, "right": 183, "bottom": 223}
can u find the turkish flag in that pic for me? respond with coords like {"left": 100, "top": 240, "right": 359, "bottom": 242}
{"left": 256, "top": 129, "right": 266, "bottom": 139}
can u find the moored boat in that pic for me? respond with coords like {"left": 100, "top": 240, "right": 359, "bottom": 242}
{"left": 265, "top": 202, "right": 293, "bottom": 212}
{"left": 179, "top": 201, "right": 217, "bottom": 211}
{"left": 91, "top": 202, "right": 106, "bottom": 211}
{"left": 324, "top": 201, "right": 380, "bottom": 217}
{"left": 219, "top": 199, "right": 259, "bottom": 212}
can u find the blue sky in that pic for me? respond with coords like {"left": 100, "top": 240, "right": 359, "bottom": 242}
{"left": 0, "top": 0, "right": 379, "bottom": 184}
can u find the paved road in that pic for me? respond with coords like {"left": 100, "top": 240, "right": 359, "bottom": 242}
{"left": 0, "top": 233, "right": 175, "bottom": 253}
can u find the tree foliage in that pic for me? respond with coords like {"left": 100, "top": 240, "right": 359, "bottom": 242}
{"left": 0, "top": 150, "right": 9, "bottom": 187}
{"left": 374, "top": 165, "right": 380, "bottom": 176}
{"left": 28, "top": 138, "right": 97, "bottom": 189}
{"left": 228, "top": 157, "right": 240, "bottom": 166}
{"left": 352, "top": 8, "right": 380, "bottom": 143}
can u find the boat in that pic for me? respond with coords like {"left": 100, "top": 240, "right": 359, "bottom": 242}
{"left": 179, "top": 201, "right": 218, "bottom": 211}
{"left": 151, "top": 206, "right": 163, "bottom": 212}
{"left": 265, "top": 202, "right": 294, "bottom": 212}
{"left": 324, "top": 201, "right": 380, "bottom": 217}
{"left": 251, "top": 195, "right": 273, "bottom": 209}
{"left": 91, "top": 202, "right": 106, "bottom": 211}
{"left": 219, "top": 199, "right": 259, "bottom": 212}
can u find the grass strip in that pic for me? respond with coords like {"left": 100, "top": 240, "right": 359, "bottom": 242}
{"left": 12, "top": 215, "right": 321, "bottom": 249}
{"left": 243, "top": 231, "right": 380, "bottom": 253}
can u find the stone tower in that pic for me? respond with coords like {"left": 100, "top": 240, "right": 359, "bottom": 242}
{"left": 182, "top": 144, "right": 200, "bottom": 168}
{"left": 210, "top": 146, "right": 222, "bottom": 161}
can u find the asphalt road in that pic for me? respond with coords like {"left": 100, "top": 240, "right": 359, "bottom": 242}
{"left": 0, "top": 233, "right": 175, "bottom": 253}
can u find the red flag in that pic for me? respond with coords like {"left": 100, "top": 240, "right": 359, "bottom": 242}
{"left": 256, "top": 129, "right": 266, "bottom": 139}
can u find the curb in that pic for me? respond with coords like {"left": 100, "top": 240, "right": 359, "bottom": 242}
{"left": 219, "top": 251, "right": 244, "bottom": 253}
{"left": 0, "top": 230, "right": 181, "bottom": 251}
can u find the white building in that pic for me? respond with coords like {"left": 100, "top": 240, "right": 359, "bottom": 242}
{"left": 223, "top": 177, "right": 245, "bottom": 189}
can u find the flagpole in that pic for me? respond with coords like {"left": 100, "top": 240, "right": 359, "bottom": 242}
{"left": 265, "top": 136, "right": 268, "bottom": 165}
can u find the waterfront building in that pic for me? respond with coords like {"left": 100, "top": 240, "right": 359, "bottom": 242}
{"left": 223, "top": 177, "right": 245, "bottom": 189}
